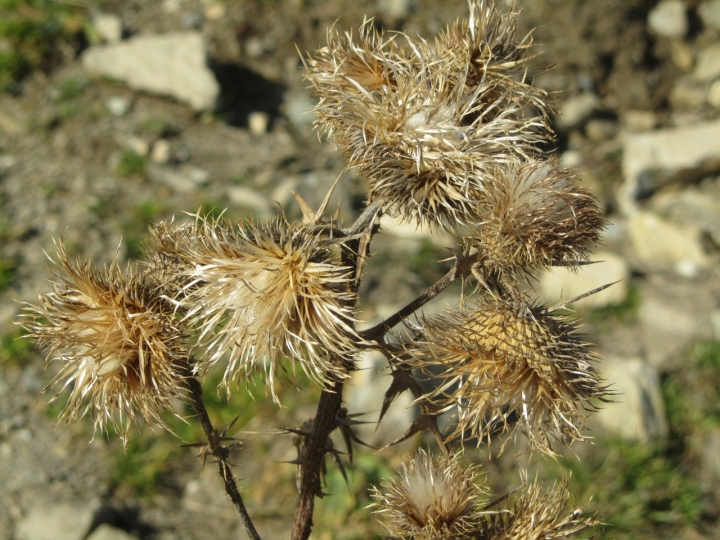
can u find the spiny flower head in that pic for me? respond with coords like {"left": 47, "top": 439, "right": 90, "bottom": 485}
{"left": 406, "top": 295, "right": 608, "bottom": 455}
{"left": 305, "top": 0, "right": 554, "bottom": 229}
{"left": 371, "top": 449, "right": 487, "bottom": 539}
{"left": 21, "top": 242, "right": 187, "bottom": 442}
{"left": 467, "top": 160, "right": 605, "bottom": 282}
{"left": 150, "top": 215, "right": 360, "bottom": 398}
{"left": 477, "top": 479, "right": 598, "bottom": 539}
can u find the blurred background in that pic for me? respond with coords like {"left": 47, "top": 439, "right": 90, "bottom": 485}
{"left": 1, "top": 0, "right": 719, "bottom": 538}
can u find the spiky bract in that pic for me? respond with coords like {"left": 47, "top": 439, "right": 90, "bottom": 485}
{"left": 406, "top": 295, "right": 608, "bottom": 454}
{"left": 21, "top": 242, "right": 187, "bottom": 441}
{"left": 477, "top": 479, "right": 598, "bottom": 539}
{"left": 372, "top": 449, "right": 487, "bottom": 539}
{"left": 150, "top": 215, "right": 359, "bottom": 397}
{"left": 305, "top": 0, "right": 554, "bottom": 229}
{"left": 468, "top": 160, "right": 605, "bottom": 282}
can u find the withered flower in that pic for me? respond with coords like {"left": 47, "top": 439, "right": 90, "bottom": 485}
{"left": 21, "top": 242, "right": 187, "bottom": 441}
{"left": 406, "top": 295, "right": 608, "bottom": 455}
{"left": 372, "top": 449, "right": 487, "bottom": 539}
{"left": 478, "top": 479, "right": 598, "bottom": 539}
{"left": 305, "top": 0, "right": 554, "bottom": 229}
{"left": 467, "top": 160, "right": 605, "bottom": 282}
{"left": 153, "top": 215, "right": 359, "bottom": 397}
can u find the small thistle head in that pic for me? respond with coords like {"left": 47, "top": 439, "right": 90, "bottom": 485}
{"left": 151, "top": 215, "right": 360, "bottom": 398}
{"left": 305, "top": 0, "right": 554, "bottom": 229}
{"left": 21, "top": 242, "right": 187, "bottom": 441}
{"left": 468, "top": 160, "right": 605, "bottom": 282}
{"left": 478, "top": 479, "right": 599, "bottom": 539}
{"left": 406, "top": 295, "right": 608, "bottom": 454}
{"left": 372, "top": 449, "right": 487, "bottom": 539}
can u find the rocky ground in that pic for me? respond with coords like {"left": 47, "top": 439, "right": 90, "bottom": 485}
{"left": 1, "top": 0, "right": 720, "bottom": 539}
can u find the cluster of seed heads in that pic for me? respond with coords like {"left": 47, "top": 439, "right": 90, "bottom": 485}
{"left": 20, "top": 1, "right": 610, "bottom": 538}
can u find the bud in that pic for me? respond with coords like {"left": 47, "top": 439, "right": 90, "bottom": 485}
{"left": 406, "top": 295, "right": 608, "bottom": 454}
{"left": 371, "top": 449, "right": 487, "bottom": 539}
{"left": 305, "top": 0, "right": 554, "bottom": 229}
{"left": 21, "top": 242, "right": 187, "bottom": 441}
{"left": 151, "top": 215, "right": 360, "bottom": 398}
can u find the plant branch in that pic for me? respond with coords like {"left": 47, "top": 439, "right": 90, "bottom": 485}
{"left": 184, "top": 372, "right": 262, "bottom": 540}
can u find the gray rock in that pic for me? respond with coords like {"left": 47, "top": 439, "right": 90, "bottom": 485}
{"left": 105, "top": 96, "right": 130, "bottom": 117}
{"left": 593, "top": 357, "right": 668, "bottom": 442}
{"left": 619, "top": 120, "right": 720, "bottom": 211}
{"left": 378, "top": 0, "right": 414, "bottom": 21}
{"left": 585, "top": 119, "right": 619, "bottom": 142}
{"left": 697, "top": 428, "right": 720, "bottom": 480}
{"left": 556, "top": 92, "right": 599, "bottom": 132}
{"left": 639, "top": 281, "right": 715, "bottom": 368}
{"left": 670, "top": 77, "right": 708, "bottom": 110}
{"left": 248, "top": 111, "right": 269, "bottom": 136}
{"left": 283, "top": 91, "right": 316, "bottom": 130}
{"left": 92, "top": 13, "right": 122, "bottom": 44}
{"left": 150, "top": 139, "right": 171, "bottom": 164}
{"left": 699, "top": 0, "right": 720, "bottom": 31}
{"left": 227, "top": 186, "right": 273, "bottom": 216}
{"left": 648, "top": 0, "right": 688, "bottom": 38}
{"left": 82, "top": 32, "right": 219, "bottom": 111}
{"left": 16, "top": 504, "right": 94, "bottom": 540}
{"left": 694, "top": 44, "right": 720, "bottom": 82}
{"left": 86, "top": 525, "right": 137, "bottom": 540}
{"left": 708, "top": 80, "right": 720, "bottom": 107}
{"left": 650, "top": 182, "right": 720, "bottom": 246}
{"left": 149, "top": 164, "right": 209, "bottom": 192}
{"left": 624, "top": 110, "right": 657, "bottom": 132}
{"left": 538, "top": 251, "right": 629, "bottom": 309}
{"left": 629, "top": 211, "right": 710, "bottom": 275}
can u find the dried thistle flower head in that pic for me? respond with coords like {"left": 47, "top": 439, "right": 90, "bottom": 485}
{"left": 406, "top": 295, "right": 608, "bottom": 454}
{"left": 150, "top": 215, "right": 360, "bottom": 398}
{"left": 468, "top": 160, "right": 605, "bottom": 282}
{"left": 21, "top": 242, "right": 187, "bottom": 441}
{"left": 478, "top": 479, "right": 598, "bottom": 539}
{"left": 305, "top": 0, "right": 554, "bottom": 229}
{"left": 372, "top": 449, "right": 487, "bottom": 539}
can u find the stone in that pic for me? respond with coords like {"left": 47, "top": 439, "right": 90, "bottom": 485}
{"left": 345, "top": 351, "right": 415, "bottom": 446}
{"left": 629, "top": 211, "right": 709, "bottom": 274}
{"left": 624, "top": 110, "right": 656, "bottom": 132}
{"left": 105, "top": 96, "right": 130, "bottom": 117}
{"left": 585, "top": 119, "right": 619, "bottom": 142}
{"left": 86, "top": 525, "right": 137, "bottom": 540}
{"left": 92, "top": 13, "right": 122, "bottom": 44}
{"left": 227, "top": 186, "right": 273, "bottom": 216}
{"left": 619, "top": 120, "right": 720, "bottom": 211}
{"left": 708, "top": 80, "right": 720, "bottom": 107}
{"left": 650, "top": 183, "right": 720, "bottom": 246}
{"left": 16, "top": 503, "right": 95, "bottom": 540}
{"left": 378, "top": 0, "right": 413, "bottom": 21}
{"left": 248, "top": 111, "right": 269, "bottom": 135}
{"left": 283, "top": 91, "right": 316, "bottom": 129}
{"left": 556, "top": 92, "right": 599, "bottom": 132}
{"left": 699, "top": 0, "right": 720, "bottom": 31}
{"left": 538, "top": 251, "right": 629, "bottom": 310}
{"left": 204, "top": 2, "right": 226, "bottom": 20}
{"left": 648, "top": 0, "right": 688, "bottom": 39}
{"left": 695, "top": 44, "right": 720, "bottom": 81}
{"left": 593, "top": 357, "right": 668, "bottom": 442}
{"left": 149, "top": 164, "right": 209, "bottom": 192}
{"left": 150, "top": 139, "right": 171, "bottom": 164}
{"left": 670, "top": 78, "right": 707, "bottom": 110}
{"left": 559, "top": 149, "right": 583, "bottom": 168}
{"left": 82, "top": 32, "right": 219, "bottom": 111}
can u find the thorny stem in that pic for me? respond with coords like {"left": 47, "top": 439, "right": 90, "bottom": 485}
{"left": 291, "top": 203, "right": 378, "bottom": 540}
{"left": 184, "top": 372, "right": 262, "bottom": 540}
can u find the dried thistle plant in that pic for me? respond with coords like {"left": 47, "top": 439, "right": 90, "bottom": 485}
{"left": 19, "top": 1, "right": 614, "bottom": 539}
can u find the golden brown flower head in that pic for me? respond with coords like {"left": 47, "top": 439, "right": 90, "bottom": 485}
{"left": 406, "top": 295, "right": 608, "bottom": 455}
{"left": 305, "top": 0, "right": 555, "bottom": 229}
{"left": 151, "top": 215, "right": 360, "bottom": 398}
{"left": 21, "top": 242, "right": 187, "bottom": 441}
{"left": 371, "top": 449, "right": 487, "bottom": 539}
{"left": 467, "top": 160, "right": 605, "bottom": 282}
{"left": 478, "top": 479, "right": 598, "bottom": 540}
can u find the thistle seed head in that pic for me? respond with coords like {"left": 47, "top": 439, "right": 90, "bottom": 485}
{"left": 21, "top": 242, "right": 187, "bottom": 441}
{"left": 305, "top": 0, "right": 555, "bottom": 229}
{"left": 152, "top": 215, "right": 360, "bottom": 398}
{"left": 371, "top": 449, "right": 487, "bottom": 539}
{"left": 406, "top": 295, "right": 608, "bottom": 455}
{"left": 468, "top": 160, "right": 605, "bottom": 281}
{"left": 477, "top": 479, "right": 598, "bottom": 539}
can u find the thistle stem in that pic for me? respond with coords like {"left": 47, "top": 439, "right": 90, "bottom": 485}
{"left": 185, "top": 375, "right": 262, "bottom": 540}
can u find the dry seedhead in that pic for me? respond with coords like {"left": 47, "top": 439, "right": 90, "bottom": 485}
{"left": 20, "top": 241, "right": 187, "bottom": 443}
{"left": 371, "top": 449, "right": 488, "bottom": 540}
{"left": 405, "top": 294, "right": 609, "bottom": 455}
{"left": 477, "top": 479, "right": 599, "bottom": 539}
{"left": 305, "top": 0, "right": 555, "bottom": 230}
{"left": 147, "top": 214, "right": 361, "bottom": 399}
{"left": 466, "top": 160, "right": 606, "bottom": 284}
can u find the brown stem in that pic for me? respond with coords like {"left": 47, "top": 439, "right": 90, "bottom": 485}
{"left": 290, "top": 375, "right": 345, "bottom": 540}
{"left": 185, "top": 374, "right": 262, "bottom": 540}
